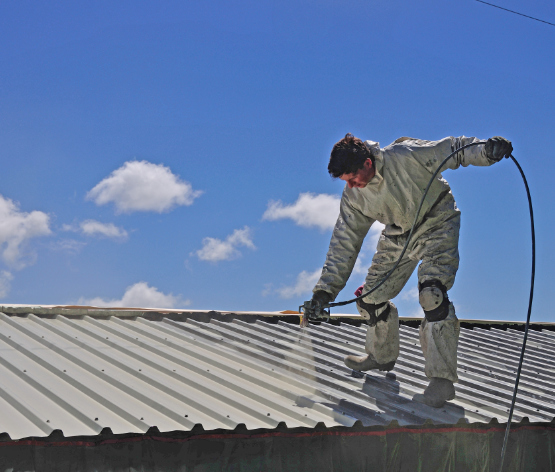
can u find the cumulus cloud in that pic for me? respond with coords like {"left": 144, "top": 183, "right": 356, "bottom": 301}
{"left": 0, "top": 194, "right": 51, "bottom": 268}
{"left": 262, "top": 193, "right": 340, "bottom": 231}
{"left": 352, "top": 222, "right": 385, "bottom": 275}
{"left": 0, "top": 271, "right": 13, "bottom": 298}
{"left": 276, "top": 268, "right": 322, "bottom": 299}
{"left": 86, "top": 160, "right": 203, "bottom": 214}
{"left": 49, "top": 239, "right": 87, "bottom": 255}
{"left": 195, "top": 227, "right": 255, "bottom": 262}
{"left": 401, "top": 286, "right": 419, "bottom": 301}
{"left": 63, "top": 220, "right": 128, "bottom": 240}
{"left": 267, "top": 221, "right": 385, "bottom": 300}
{"left": 397, "top": 287, "right": 422, "bottom": 317}
{"left": 78, "top": 282, "right": 190, "bottom": 309}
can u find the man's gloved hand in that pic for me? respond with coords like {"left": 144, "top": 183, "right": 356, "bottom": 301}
{"left": 485, "top": 136, "right": 513, "bottom": 162}
{"left": 300, "top": 291, "right": 332, "bottom": 326}
{"left": 311, "top": 290, "right": 332, "bottom": 308}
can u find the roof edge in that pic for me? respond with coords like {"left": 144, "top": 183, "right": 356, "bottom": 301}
{"left": 2, "top": 420, "right": 554, "bottom": 445}
{"left": 0, "top": 304, "right": 552, "bottom": 331}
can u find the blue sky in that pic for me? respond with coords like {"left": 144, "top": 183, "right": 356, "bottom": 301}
{"left": 1, "top": 0, "right": 553, "bottom": 322}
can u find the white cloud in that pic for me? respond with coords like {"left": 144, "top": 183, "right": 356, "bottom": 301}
{"left": 396, "top": 286, "right": 422, "bottom": 317}
{"left": 86, "top": 160, "right": 203, "bottom": 214}
{"left": 78, "top": 282, "right": 190, "bottom": 309}
{"left": 49, "top": 239, "right": 87, "bottom": 255}
{"left": 0, "top": 271, "right": 13, "bottom": 298}
{"left": 0, "top": 195, "right": 51, "bottom": 268}
{"left": 262, "top": 193, "right": 340, "bottom": 231}
{"left": 268, "top": 222, "right": 384, "bottom": 300}
{"left": 63, "top": 220, "right": 128, "bottom": 240}
{"left": 401, "top": 286, "right": 419, "bottom": 301}
{"left": 352, "top": 222, "right": 385, "bottom": 275}
{"left": 276, "top": 268, "right": 322, "bottom": 299}
{"left": 195, "top": 226, "right": 255, "bottom": 262}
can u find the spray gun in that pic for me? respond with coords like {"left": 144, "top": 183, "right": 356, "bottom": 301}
{"left": 299, "top": 299, "right": 331, "bottom": 328}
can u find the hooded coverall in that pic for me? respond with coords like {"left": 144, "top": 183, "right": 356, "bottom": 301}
{"left": 313, "top": 136, "right": 498, "bottom": 383}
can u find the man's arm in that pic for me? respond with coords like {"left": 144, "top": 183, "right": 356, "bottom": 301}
{"left": 404, "top": 136, "right": 512, "bottom": 173}
{"left": 312, "top": 190, "right": 375, "bottom": 300}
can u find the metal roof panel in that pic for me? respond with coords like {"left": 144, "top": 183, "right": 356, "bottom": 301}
{"left": 0, "top": 309, "right": 552, "bottom": 440}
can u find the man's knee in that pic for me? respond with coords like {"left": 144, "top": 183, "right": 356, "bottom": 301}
{"left": 356, "top": 299, "right": 391, "bottom": 327}
{"left": 419, "top": 280, "right": 450, "bottom": 322}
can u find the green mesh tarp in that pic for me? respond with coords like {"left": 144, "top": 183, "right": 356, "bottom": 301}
{"left": 1, "top": 423, "right": 554, "bottom": 472}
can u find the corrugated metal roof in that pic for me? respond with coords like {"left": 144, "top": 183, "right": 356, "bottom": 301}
{"left": 0, "top": 309, "right": 553, "bottom": 440}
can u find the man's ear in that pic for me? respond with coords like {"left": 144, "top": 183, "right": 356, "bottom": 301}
{"left": 365, "top": 158, "right": 373, "bottom": 169}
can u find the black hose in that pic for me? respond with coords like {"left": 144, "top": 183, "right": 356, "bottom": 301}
{"left": 498, "top": 155, "right": 535, "bottom": 472}
{"left": 322, "top": 143, "right": 535, "bottom": 470}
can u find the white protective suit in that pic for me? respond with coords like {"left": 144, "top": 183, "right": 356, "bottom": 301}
{"left": 314, "top": 136, "right": 498, "bottom": 383}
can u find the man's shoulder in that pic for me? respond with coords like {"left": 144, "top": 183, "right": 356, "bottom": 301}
{"left": 385, "top": 137, "right": 450, "bottom": 154}
{"left": 393, "top": 136, "right": 418, "bottom": 144}
{"left": 390, "top": 137, "right": 436, "bottom": 147}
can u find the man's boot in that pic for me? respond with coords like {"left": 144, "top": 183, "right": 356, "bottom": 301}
{"left": 344, "top": 353, "right": 395, "bottom": 372}
{"left": 346, "top": 299, "right": 399, "bottom": 372}
{"left": 422, "top": 377, "right": 455, "bottom": 408}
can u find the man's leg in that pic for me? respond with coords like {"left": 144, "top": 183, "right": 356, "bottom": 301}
{"left": 345, "top": 232, "right": 417, "bottom": 371}
{"left": 415, "top": 212, "right": 461, "bottom": 407}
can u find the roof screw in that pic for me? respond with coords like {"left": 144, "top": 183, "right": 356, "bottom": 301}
{"left": 267, "top": 413, "right": 270, "bottom": 416}
{"left": 95, "top": 418, "right": 98, "bottom": 421}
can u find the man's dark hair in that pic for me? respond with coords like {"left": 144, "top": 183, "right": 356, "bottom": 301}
{"left": 328, "top": 133, "right": 374, "bottom": 178}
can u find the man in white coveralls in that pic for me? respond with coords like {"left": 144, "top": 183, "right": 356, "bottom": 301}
{"left": 310, "top": 133, "right": 513, "bottom": 407}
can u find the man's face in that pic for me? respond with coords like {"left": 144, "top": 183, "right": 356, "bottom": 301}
{"left": 340, "top": 159, "right": 375, "bottom": 189}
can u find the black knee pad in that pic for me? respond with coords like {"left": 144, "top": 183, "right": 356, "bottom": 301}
{"left": 419, "top": 280, "right": 450, "bottom": 322}
{"left": 356, "top": 299, "right": 390, "bottom": 327}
